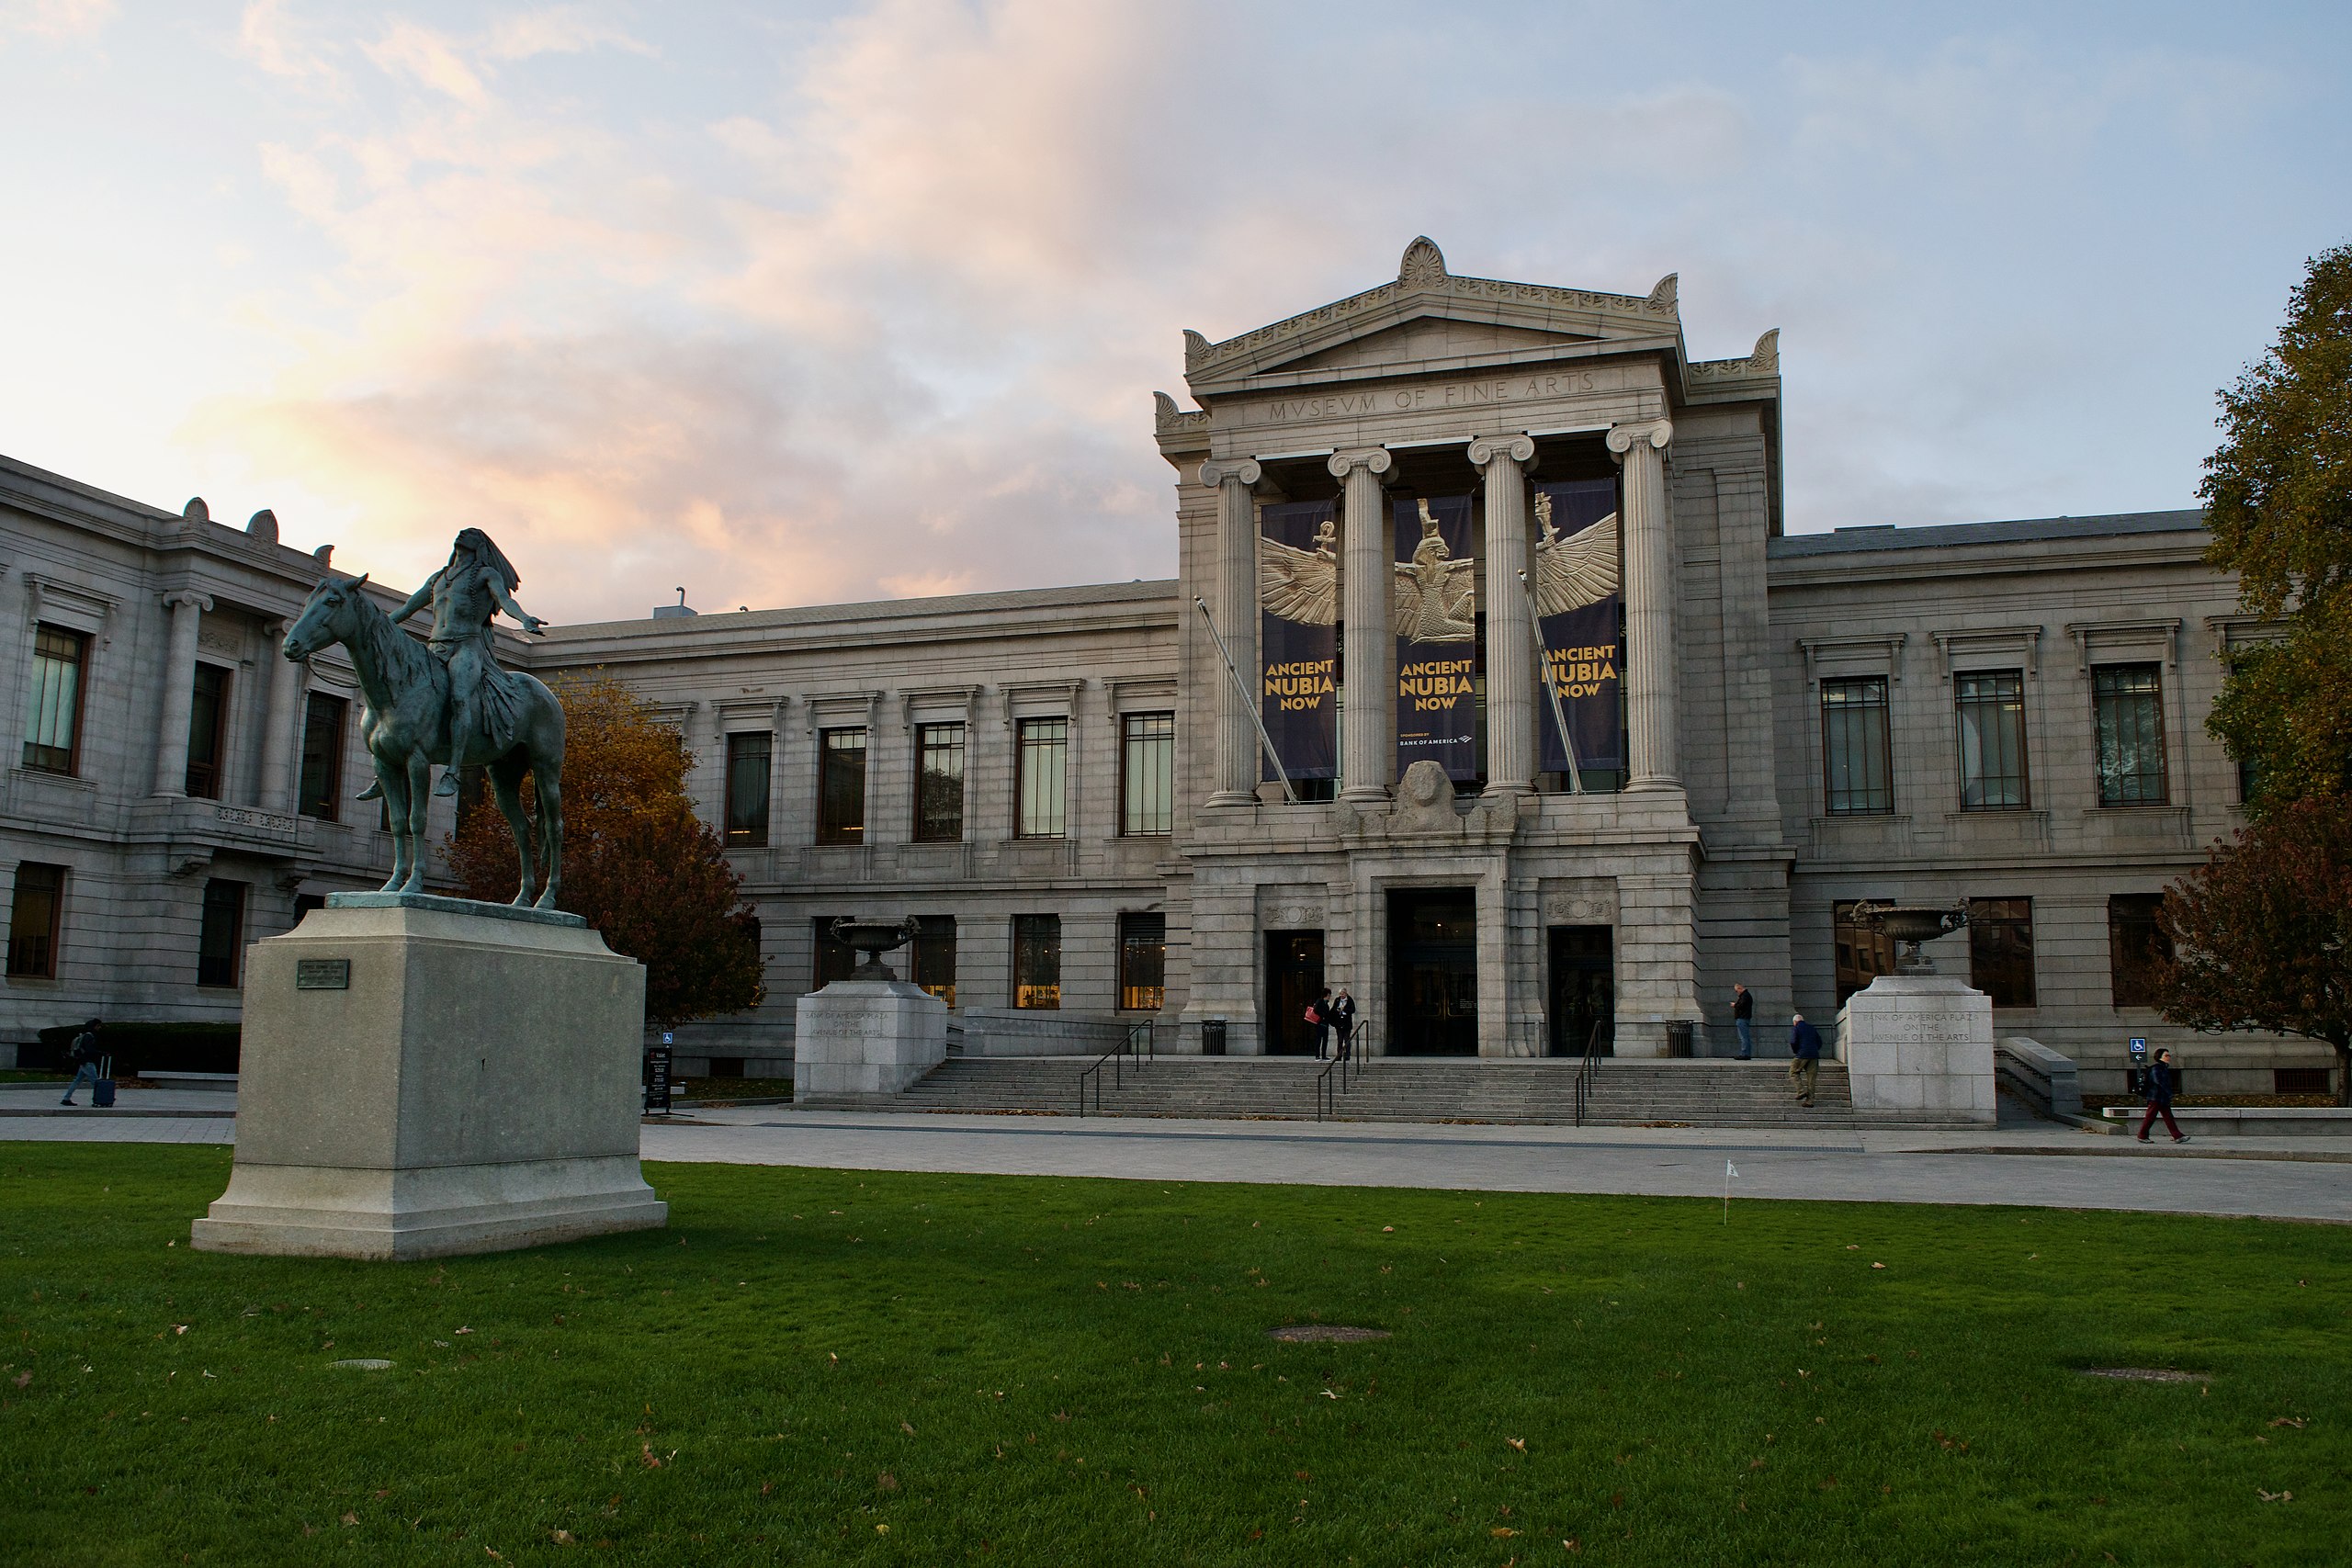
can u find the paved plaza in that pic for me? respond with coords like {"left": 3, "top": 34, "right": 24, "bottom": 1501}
{"left": 7, "top": 1084, "right": 2346, "bottom": 1225}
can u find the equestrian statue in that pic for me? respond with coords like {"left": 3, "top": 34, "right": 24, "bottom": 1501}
{"left": 282, "top": 528, "right": 567, "bottom": 908}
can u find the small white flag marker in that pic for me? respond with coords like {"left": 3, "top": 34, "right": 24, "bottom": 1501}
{"left": 1724, "top": 1160, "right": 1739, "bottom": 1224}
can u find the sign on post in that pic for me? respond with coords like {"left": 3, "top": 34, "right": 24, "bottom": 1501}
{"left": 644, "top": 1041, "right": 673, "bottom": 1116}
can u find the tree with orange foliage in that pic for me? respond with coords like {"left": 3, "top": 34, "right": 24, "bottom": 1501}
{"left": 446, "top": 674, "right": 765, "bottom": 1030}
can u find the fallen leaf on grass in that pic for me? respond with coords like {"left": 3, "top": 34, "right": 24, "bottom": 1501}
{"left": 1565, "top": 1540, "right": 1580, "bottom": 1554}
{"left": 174, "top": 1325, "right": 188, "bottom": 1336}
{"left": 1871, "top": 1263, "right": 1885, "bottom": 1270}
{"left": 2257, "top": 1489, "right": 2292, "bottom": 1503}
{"left": 2267, "top": 1417, "right": 2306, "bottom": 1429}
{"left": 900, "top": 1421, "right": 915, "bottom": 1434}
{"left": 1507, "top": 1438, "right": 1527, "bottom": 1451}
{"left": 551, "top": 1530, "right": 574, "bottom": 1545}
{"left": 1492, "top": 1526, "right": 1519, "bottom": 1537}
{"left": 1932, "top": 1431, "right": 1969, "bottom": 1453}
{"left": 11, "top": 1371, "right": 27, "bottom": 1389}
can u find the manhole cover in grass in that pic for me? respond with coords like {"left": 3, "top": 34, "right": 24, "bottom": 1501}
{"left": 2078, "top": 1367, "right": 2208, "bottom": 1383}
{"left": 330, "top": 1359, "right": 394, "bottom": 1371}
{"left": 1266, "top": 1325, "right": 1391, "bottom": 1343}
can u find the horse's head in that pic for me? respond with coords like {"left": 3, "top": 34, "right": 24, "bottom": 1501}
{"left": 283, "top": 572, "right": 370, "bottom": 663}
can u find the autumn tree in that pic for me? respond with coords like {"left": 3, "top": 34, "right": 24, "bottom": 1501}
{"left": 2199, "top": 243, "right": 2352, "bottom": 811}
{"left": 2155, "top": 796, "right": 2352, "bottom": 1105}
{"left": 445, "top": 674, "right": 765, "bottom": 1031}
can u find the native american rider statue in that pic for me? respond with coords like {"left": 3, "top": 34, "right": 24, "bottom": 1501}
{"left": 355, "top": 528, "right": 547, "bottom": 801}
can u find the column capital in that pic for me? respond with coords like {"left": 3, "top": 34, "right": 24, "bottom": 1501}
{"left": 161, "top": 590, "right": 214, "bottom": 613}
{"left": 1196, "top": 457, "right": 1262, "bottom": 489}
{"left": 1326, "top": 446, "right": 1394, "bottom": 481}
{"left": 1466, "top": 434, "right": 1536, "bottom": 468}
{"left": 1605, "top": 419, "right": 1673, "bottom": 459}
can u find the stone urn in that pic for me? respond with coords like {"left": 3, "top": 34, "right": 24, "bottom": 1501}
{"left": 1849, "top": 900, "right": 1969, "bottom": 975}
{"left": 831, "top": 917, "right": 921, "bottom": 982}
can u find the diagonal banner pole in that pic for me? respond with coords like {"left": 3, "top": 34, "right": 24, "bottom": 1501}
{"left": 1519, "top": 570, "right": 1586, "bottom": 795}
{"left": 1193, "top": 597, "right": 1299, "bottom": 804}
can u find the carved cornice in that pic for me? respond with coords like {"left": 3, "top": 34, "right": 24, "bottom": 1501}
{"left": 1196, "top": 457, "right": 1263, "bottom": 490}
{"left": 1326, "top": 446, "right": 1395, "bottom": 480}
{"left": 1606, "top": 420, "right": 1674, "bottom": 457}
{"left": 1688, "top": 328, "right": 1781, "bottom": 383}
{"left": 1183, "top": 237, "right": 1679, "bottom": 379}
{"left": 1466, "top": 434, "right": 1537, "bottom": 469}
{"left": 1153, "top": 390, "right": 1211, "bottom": 440}
{"left": 1931, "top": 625, "right": 2044, "bottom": 682}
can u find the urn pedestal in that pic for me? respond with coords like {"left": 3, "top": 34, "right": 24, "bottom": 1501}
{"left": 1836, "top": 972, "right": 1997, "bottom": 1126}
{"left": 191, "top": 894, "right": 666, "bottom": 1259}
{"left": 792, "top": 980, "right": 948, "bottom": 1103}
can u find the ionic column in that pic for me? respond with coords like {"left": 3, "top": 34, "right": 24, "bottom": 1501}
{"left": 1199, "top": 457, "right": 1263, "bottom": 805}
{"left": 1608, "top": 419, "right": 1678, "bottom": 791}
{"left": 152, "top": 590, "right": 212, "bottom": 796}
{"left": 1329, "top": 447, "right": 1395, "bottom": 803}
{"left": 257, "top": 618, "right": 302, "bottom": 812}
{"left": 1469, "top": 434, "right": 1537, "bottom": 796}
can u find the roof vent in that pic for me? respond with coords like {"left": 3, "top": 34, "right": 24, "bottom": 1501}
{"left": 652, "top": 585, "right": 697, "bottom": 620}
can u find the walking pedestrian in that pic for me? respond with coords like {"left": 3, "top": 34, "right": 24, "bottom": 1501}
{"left": 1329, "top": 987, "right": 1357, "bottom": 1061}
{"left": 59, "top": 1018, "right": 101, "bottom": 1107}
{"left": 1306, "top": 987, "right": 1332, "bottom": 1059}
{"left": 2137, "top": 1047, "right": 2189, "bottom": 1144}
{"left": 1732, "top": 983, "right": 1755, "bottom": 1059}
{"left": 1788, "top": 1012, "right": 1823, "bottom": 1107}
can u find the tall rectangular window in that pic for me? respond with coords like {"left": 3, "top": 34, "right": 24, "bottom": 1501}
{"left": 2108, "top": 893, "right": 2173, "bottom": 1009}
{"left": 1119, "top": 912, "right": 1166, "bottom": 1011}
{"left": 818, "top": 728, "right": 866, "bottom": 845}
{"left": 914, "top": 722, "right": 966, "bottom": 842}
{"left": 1955, "top": 670, "right": 2029, "bottom": 809}
{"left": 911, "top": 915, "right": 956, "bottom": 1008}
{"left": 7, "top": 863, "right": 65, "bottom": 978}
{"left": 22, "top": 625, "right": 87, "bottom": 775}
{"left": 1015, "top": 717, "right": 1068, "bottom": 839}
{"left": 1012, "top": 914, "right": 1061, "bottom": 1010}
{"left": 198, "top": 877, "right": 247, "bottom": 987}
{"left": 186, "top": 663, "right": 231, "bottom": 799}
{"left": 1967, "top": 897, "right": 2036, "bottom": 1008}
{"left": 2093, "top": 663, "right": 2167, "bottom": 806}
{"left": 1832, "top": 898, "right": 1896, "bottom": 1008}
{"left": 1820, "top": 677, "right": 1893, "bottom": 815}
{"left": 298, "top": 692, "right": 347, "bottom": 820}
{"left": 1120, "top": 712, "right": 1175, "bottom": 836}
{"left": 725, "top": 731, "right": 772, "bottom": 848}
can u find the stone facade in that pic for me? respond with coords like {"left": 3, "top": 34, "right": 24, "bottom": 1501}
{"left": 0, "top": 238, "right": 2328, "bottom": 1098}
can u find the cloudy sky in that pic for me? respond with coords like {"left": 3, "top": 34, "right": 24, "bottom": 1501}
{"left": 2, "top": 2, "right": 2346, "bottom": 624}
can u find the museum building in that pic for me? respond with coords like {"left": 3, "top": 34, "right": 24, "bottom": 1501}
{"left": 0, "top": 240, "right": 2328, "bottom": 1098}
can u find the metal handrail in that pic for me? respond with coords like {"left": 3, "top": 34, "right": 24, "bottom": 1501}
{"left": 1077, "top": 1021, "right": 1155, "bottom": 1117}
{"left": 1572, "top": 1020, "right": 1607, "bottom": 1127}
{"left": 1314, "top": 1023, "right": 1371, "bottom": 1122}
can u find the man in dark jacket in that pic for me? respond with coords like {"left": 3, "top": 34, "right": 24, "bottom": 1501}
{"left": 59, "top": 1018, "right": 101, "bottom": 1107}
{"left": 1308, "top": 987, "right": 1332, "bottom": 1059}
{"left": 1329, "top": 988, "right": 1357, "bottom": 1061}
{"left": 1788, "top": 1013, "right": 1824, "bottom": 1107}
{"left": 2137, "top": 1047, "right": 2188, "bottom": 1143}
{"left": 1732, "top": 983, "right": 1755, "bottom": 1059}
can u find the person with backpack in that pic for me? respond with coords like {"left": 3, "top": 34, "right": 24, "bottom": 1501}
{"left": 59, "top": 1018, "right": 102, "bottom": 1107}
{"left": 2137, "top": 1047, "right": 2189, "bottom": 1144}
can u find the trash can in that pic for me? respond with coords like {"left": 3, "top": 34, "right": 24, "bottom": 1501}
{"left": 1665, "top": 1021, "right": 1694, "bottom": 1059}
{"left": 1201, "top": 1018, "right": 1227, "bottom": 1056}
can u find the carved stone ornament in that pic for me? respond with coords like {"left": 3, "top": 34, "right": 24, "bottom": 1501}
{"left": 1269, "top": 903, "right": 1322, "bottom": 931}
{"left": 1389, "top": 760, "right": 1459, "bottom": 835}
{"left": 1543, "top": 893, "right": 1614, "bottom": 924}
{"left": 1398, "top": 235, "right": 1447, "bottom": 290}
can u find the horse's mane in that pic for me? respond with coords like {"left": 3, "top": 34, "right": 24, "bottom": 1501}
{"left": 338, "top": 580, "right": 439, "bottom": 689}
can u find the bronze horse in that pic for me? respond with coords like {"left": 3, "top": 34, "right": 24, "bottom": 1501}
{"left": 282, "top": 574, "right": 567, "bottom": 907}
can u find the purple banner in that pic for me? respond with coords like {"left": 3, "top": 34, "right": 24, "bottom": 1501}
{"left": 1532, "top": 479, "right": 1623, "bottom": 776}
{"left": 1258, "top": 499, "right": 1339, "bottom": 781}
{"left": 1394, "top": 493, "right": 1478, "bottom": 783}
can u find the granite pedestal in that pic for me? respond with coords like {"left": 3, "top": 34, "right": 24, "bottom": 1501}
{"left": 1835, "top": 972, "right": 1996, "bottom": 1126}
{"left": 191, "top": 893, "right": 667, "bottom": 1259}
{"left": 793, "top": 979, "right": 948, "bottom": 1104}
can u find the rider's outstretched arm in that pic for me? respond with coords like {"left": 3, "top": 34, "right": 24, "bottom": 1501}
{"left": 387, "top": 572, "right": 437, "bottom": 625}
{"left": 488, "top": 577, "right": 546, "bottom": 636}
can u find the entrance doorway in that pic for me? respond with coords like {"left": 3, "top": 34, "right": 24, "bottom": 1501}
{"left": 1547, "top": 926, "right": 1615, "bottom": 1056}
{"left": 1264, "top": 931, "right": 1324, "bottom": 1055}
{"left": 1387, "top": 888, "right": 1477, "bottom": 1055}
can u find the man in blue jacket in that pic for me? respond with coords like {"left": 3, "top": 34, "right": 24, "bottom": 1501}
{"left": 1788, "top": 1012, "right": 1824, "bottom": 1108}
{"left": 2137, "top": 1047, "right": 2188, "bottom": 1143}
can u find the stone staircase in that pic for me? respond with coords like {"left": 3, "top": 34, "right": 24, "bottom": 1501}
{"left": 865, "top": 1055, "right": 1861, "bottom": 1128}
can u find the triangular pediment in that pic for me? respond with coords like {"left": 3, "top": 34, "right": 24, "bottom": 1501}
{"left": 1182, "top": 237, "right": 1682, "bottom": 390}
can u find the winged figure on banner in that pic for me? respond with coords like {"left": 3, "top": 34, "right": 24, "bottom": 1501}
{"left": 1394, "top": 499, "right": 1476, "bottom": 642}
{"left": 1258, "top": 517, "right": 1340, "bottom": 625}
{"left": 1532, "top": 491, "right": 1620, "bottom": 616}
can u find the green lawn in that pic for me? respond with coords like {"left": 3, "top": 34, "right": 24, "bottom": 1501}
{"left": 2, "top": 1145, "right": 2345, "bottom": 1566}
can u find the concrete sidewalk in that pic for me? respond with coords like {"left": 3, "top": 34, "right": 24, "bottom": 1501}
{"left": 7, "top": 1091, "right": 2346, "bottom": 1223}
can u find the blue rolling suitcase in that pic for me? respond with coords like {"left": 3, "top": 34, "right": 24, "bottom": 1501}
{"left": 92, "top": 1056, "right": 116, "bottom": 1109}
